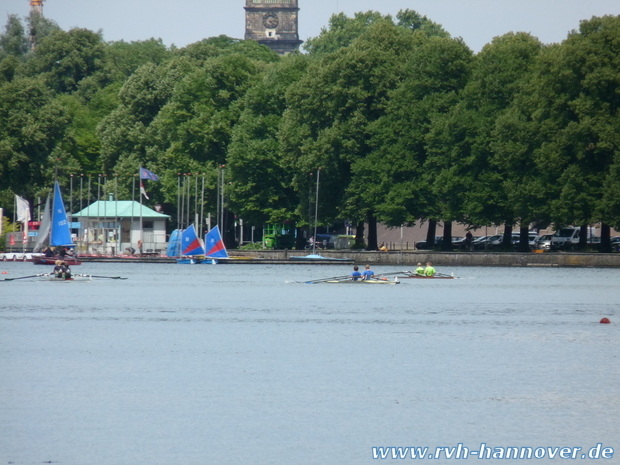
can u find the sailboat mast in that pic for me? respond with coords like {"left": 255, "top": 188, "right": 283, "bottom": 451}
{"left": 312, "top": 167, "right": 320, "bottom": 255}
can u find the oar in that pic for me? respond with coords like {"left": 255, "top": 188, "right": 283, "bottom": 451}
{"left": 304, "top": 274, "right": 354, "bottom": 284}
{"left": 435, "top": 272, "right": 456, "bottom": 278}
{"left": 2, "top": 273, "right": 48, "bottom": 281}
{"left": 75, "top": 274, "right": 128, "bottom": 280}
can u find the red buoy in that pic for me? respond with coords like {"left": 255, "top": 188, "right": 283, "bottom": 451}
{"left": 600, "top": 318, "right": 611, "bottom": 324}
{"left": 1, "top": 271, "right": 7, "bottom": 274}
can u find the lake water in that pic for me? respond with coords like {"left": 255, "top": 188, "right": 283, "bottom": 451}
{"left": 0, "top": 262, "right": 618, "bottom": 464}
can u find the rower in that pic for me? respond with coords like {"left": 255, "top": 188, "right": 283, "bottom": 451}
{"left": 62, "top": 261, "right": 72, "bottom": 279}
{"left": 415, "top": 262, "right": 425, "bottom": 276}
{"left": 53, "top": 260, "right": 64, "bottom": 278}
{"left": 362, "top": 264, "right": 375, "bottom": 281}
{"left": 424, "top": 262, "right": 436, "bottom": 277}
{"left": 350, "top": 265, "right": 362, "bottom": 281}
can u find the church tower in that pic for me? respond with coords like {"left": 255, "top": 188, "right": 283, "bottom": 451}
{"left": 244, "top": 0, "right": 303, "bottom": 55}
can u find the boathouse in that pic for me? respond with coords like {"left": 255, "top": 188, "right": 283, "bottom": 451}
{"left": 71, "top": 200, "right": 170, "bottom": 256}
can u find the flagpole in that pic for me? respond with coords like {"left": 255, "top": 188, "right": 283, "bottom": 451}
{"left": 200, "top": 174, "right": 205, "bottom": 239}
{"left": 97, "top": 174, "right": 101, "bottom": 251}
{"left": 139, "top": 167, "right": 143, "bottom": 256}
{"left": 177, "top": 173, "right": 181, "bottom": 257}
{"left": 177, "top": 173, "right": 181, "bottom": 231}
{"left": 131, "top": 175, "right": 135, "bottom": 254}
{"left": 186, "top": 173, "right": 191, "bottom": 229}
{"left": 103, "top": 174, "right": 107, "bottom": 255}
{"left": 313, "top": 167, "right": 321, "bottom": 255}
{"left": 87, "top": 175, "right": 91, "bottom": 254}
{"left": 194, "top": 173, "right": 198, "bottom": 232}
{"left": 115, "top": 174, "right": 118, "bottom": 257}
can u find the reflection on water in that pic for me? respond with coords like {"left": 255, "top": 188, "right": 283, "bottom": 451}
{"left": 1, "top": 263, "right": 618, "bottom": 464}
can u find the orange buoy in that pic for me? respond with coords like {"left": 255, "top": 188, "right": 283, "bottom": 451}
{"left": 600, "top": 318, "right": 611, "bottom": 324}
{"left": 1, "top": 271, "right": 7, "bottom": 274}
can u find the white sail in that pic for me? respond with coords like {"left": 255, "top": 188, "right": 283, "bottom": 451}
{"left": 32, "top": 194, "right": 51, "bottom": 253}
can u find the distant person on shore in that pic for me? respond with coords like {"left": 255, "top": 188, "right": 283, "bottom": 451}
{"left": 362, "top": 264, "right": 375, "bottom": 281}
{"left": 415, "top": 262, "right": 425, "bottom": 276}
{"left": 379, "top": 242, "right": 389, "bottom": 252}
{"left": 464, "top": 231, "right": 474, "bottom": 251}
{"left": 350, "top": 265, "right": 362, "bottom": 281}
{"left": 424, "top": 262, "right": 436, "bottom": 277}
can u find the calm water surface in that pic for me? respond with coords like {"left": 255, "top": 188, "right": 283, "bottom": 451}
{"left": 1, "top": 262, "right": 618, "bottom": 464}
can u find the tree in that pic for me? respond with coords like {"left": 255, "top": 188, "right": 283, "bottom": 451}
{"left": 423, "top": 33, "right": 543, "bottom": 250}
{"left": 367, "top": 36, "right": 474, "bottom": 249}
{"left": 24, "top": 28, "right": 106, "bottom": 93}
{"left": 227, "top": 54, "right": 310, "bottom": 226}
{"left": 27, "top": 11, "right": 61, "bottom": 50}
{"left": 0, "top": 14, "right": 28, "bottom": 58}
{"left": 104, "top": 38, "right": 171, "bottom": 82}
{"left": 303, "top": 9, "right": 448, "bottom": 56}
{"left": 500, "top": 16, "right": 620, "bottom": 251}
{"left": 282, "top": 21, "right": 425, "bottom": 249}
{"left": 0, "top": 77, "right": 72, "bottom": 204}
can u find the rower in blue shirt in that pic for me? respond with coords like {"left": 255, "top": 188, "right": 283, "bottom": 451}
{"left": 362, "top": 264, "right": 375, "bottom": 281}
{"left": 350, "top": 265, "right": 362, "bottom": 281}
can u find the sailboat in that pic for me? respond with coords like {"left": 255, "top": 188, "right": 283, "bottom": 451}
{"left": 290, "top": 168, "right": 350, "bottom": 262}
{"left": 204, "top": 225, "right": 229, "bottom": 264}
{"left": 176, "top": 224, "right": 206, "bottom": 264}
{"left": 32, "top": 181, "right": 81, "bottom": 265}
{"left": 176, "top": 225, "right": 229, "bottom": 264}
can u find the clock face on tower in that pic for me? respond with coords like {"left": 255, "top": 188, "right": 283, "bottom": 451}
{"left": 263, "top": 13, "right": 279, "bottom": 29}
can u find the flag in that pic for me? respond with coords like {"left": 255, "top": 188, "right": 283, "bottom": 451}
{"left": 140, "top": 181, "right": 149, "bottom": 200}
{"left": 15, "top": 195, "right": 31, "bottom": 223}
{"left": 139, "top": 167, "right": 159, "bottom": 181}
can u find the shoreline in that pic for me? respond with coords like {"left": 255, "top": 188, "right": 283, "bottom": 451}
{"left": 6, "top": 250, "right": 620, "bottom": 267}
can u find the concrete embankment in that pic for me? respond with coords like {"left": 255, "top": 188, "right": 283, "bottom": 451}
{"left": 231, "top": 249, "right": 620, "bottom": 268}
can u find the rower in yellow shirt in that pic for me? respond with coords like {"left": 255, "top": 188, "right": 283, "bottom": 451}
{"left": 424, "top": 262, "right": 436, "bottom": 277}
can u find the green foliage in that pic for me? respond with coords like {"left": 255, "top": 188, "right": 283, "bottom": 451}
{"left": 0, "top": 77, "right": 71, "bottom": 199}
{"left": 24, "top": 28, "right": 106, "bottom": 93}
{"left": 396, "top": 9, "right": 450, "bottom": 38}
{"left": 303, "top": 11, "right": 389, "bottom": 55}
{"left": 228, "top": 54, "right": 309, "bottom": 225}
{"left": 0, "top": 14, "right": 28, "bottom": 58}
{"left": 27, "top": 11, "right": 61, "bottom": 50}
{"left": 104, "top": 38, "right": 171, "bottom": 82}
{"left": 1, "top": 9, "right": 619, "bottom": 246}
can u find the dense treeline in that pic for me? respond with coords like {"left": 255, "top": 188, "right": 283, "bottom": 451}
{"left": 1, "top": 10, "right": 619, "bottom": 251}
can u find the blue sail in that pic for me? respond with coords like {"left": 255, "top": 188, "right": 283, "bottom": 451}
{"left": 181, "top": 224, "right": 205, "bottom": 256}
{"left": 205, "top": 225, "right": 229, "bottom": 259}
{"left": 50, "top": 181, "right": 74, "bottom": 247}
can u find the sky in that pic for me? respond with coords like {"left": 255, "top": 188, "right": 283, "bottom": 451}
{"left": 3, "top": 0, "right": 620, "bottom": 53}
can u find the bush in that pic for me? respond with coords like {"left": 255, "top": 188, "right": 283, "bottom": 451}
{"left": 239, "top": 242, "right": 265, "bottom": 250}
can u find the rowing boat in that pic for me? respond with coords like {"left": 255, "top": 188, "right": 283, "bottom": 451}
{"left": 398, "top": 274, "right": 455, "bottom": 279}
{"left": 37, "top": 274, "right": 92, "bottom": 282}
{"left": 322, "top": 279, "right": 400, "bottom": 285}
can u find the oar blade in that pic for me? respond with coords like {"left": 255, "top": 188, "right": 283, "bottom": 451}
{"left": 304, "top": 274, "right": 354, "bottom": 284}
{"left": 2, "top": 274, "right": 46, "bottom": 281}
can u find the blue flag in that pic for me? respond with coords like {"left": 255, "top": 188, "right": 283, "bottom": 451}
{"left": 140, "top": 167, "right": 159, "bottom": 181}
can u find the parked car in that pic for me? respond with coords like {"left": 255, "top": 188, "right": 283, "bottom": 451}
{"left": 611, "top": 237, "right": 620, "bottom": 252}
{"left": 473, "top": 234, "right": 504, "bottom": 250}
{"left": 534, "top": 234, "right": 554, "bottom": 251}
{"left": 313, "top": 234, "right": 335, "bottom": 249}
{"left": 550, "top": 227, "right": 581, "bottom": 250}
{"left": 415, "top": 236, "right": 444, "bottom": 250}
{"left": 415, "top": 236, "right": 464, "bottom": 250}
{"left": 511, "top": 233, "right": 540, "bottom": 250}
